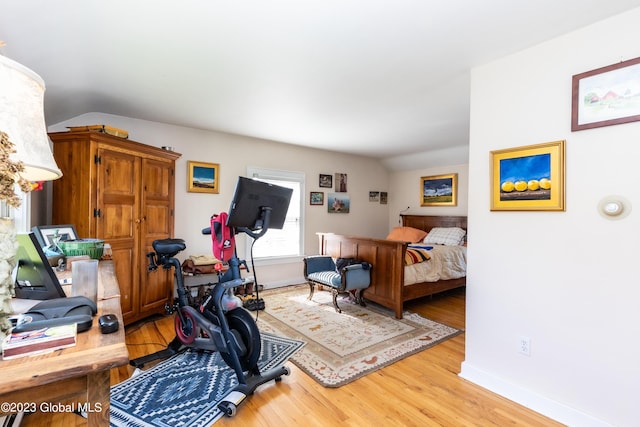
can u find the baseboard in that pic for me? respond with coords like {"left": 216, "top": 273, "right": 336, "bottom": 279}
{"left": 261, "top": 277, "right": 305, "bottom": 290}
{"left": 459, "top": 362, "right": 612, "bottom": 427}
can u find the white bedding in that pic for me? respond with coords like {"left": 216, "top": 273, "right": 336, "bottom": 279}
{"left": 403, "top": 245, "right": 467, "bottom": 285}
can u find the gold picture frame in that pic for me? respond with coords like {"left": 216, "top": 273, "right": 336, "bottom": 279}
{"left": 187, "top": 161, "right": 219, "bottom": 194}
{"left": 420, "top": 173, "right": 457, "bottom": 206}
{"left": 491, "top": 140, "right": 565, "bottom": 211}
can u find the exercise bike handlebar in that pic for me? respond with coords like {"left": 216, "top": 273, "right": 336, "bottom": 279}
{"left": 201, "top": 207, "right": 273, "bottom": 240}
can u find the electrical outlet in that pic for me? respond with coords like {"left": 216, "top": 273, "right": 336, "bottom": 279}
{"left": 518, "top": 336, "right": 531, "bottom": 356}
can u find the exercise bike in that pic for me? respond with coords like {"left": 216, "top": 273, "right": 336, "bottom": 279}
{"left": 129, "top": 206, "right": 289, "bottom": 417}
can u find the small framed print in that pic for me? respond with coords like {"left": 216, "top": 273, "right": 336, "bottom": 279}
{"left": 369, "top": 191, "right": 380, "bottom": 202}
{"left": 335, "top": 173, "right": 347, "bottom": 192}
{"left": 32, "top": 224, "right": 78, "bottom": 248}
{"left": 310, "top": 191, "right": 324, "bottom": 205}
{"left": 491, "top": 140, "right": 565, "bottom": 211}
{"left": 319, "top": 174, "right": 333, "bottom": 188}
{"left": 328, "top": 193, "right": 350, "bottom": 213}
{"left": 380, "top": 192, "right": 388, "bottom": 205}
{"left": 188, "top": 161, "right": 219, "bottom": 193}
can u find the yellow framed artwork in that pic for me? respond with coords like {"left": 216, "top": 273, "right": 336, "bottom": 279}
{"left": 490, "top": 140, "right": 565, "bottom": 211}
{"left": 187, "top": 161, "right": 219, "bottom": 194}
{"left": 420, "top": 173, "right": 457, "bottom": 206}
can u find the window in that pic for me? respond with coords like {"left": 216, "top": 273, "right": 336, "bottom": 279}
{"left": 245, "top": 167, "right": 304, "bottom": 262}
{"left": 1, "top": 187, "right": 30, "bottom": 233}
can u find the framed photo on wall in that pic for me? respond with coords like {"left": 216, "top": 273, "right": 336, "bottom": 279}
{"left": 188, "top": 161, "right": 219, "bottom": 193}
{"left": 420, "top": 173, "right": 457, "bottom": 207}
{"left": 319, "top": 174, "right": 333, "bottom": 188}
{"left": 335, "top": 173, "right": 347, "bottom": 192}
{"left": 490, "top": 140, "right": 565, "bottom": 211}
{"left": 310, "top": 191, "right": 324, "bottom": 205}
{"left": 327, "top": 193, "right": 350, "bottom": 213}
{"left": 572, "top": 56, "right": 640, "bottom": 131}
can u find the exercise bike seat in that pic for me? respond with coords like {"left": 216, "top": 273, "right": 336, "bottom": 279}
{"left": 153, "top": 238, "right": 186, "bottom": 257}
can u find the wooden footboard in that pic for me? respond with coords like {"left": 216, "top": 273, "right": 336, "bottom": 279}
{"left": 316, "top": 215, "right": 467, "bottom": 319}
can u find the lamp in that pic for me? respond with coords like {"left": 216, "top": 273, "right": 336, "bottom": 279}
{"left": 0, "top": 53, "right": 62, "bottom": 341}
{"left": 398, "top": 206, "right": 410, "bottom": 224}
{"left": 0, "top": 54, "right": 62, "bottom": 181}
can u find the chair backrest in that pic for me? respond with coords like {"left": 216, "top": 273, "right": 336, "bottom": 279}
{"left": 303, "top": 256, "right": 336, "bottom": 276}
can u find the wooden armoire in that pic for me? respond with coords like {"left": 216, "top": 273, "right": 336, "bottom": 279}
{"left": 49, "top": 130, "right": 181, "bottom": 325}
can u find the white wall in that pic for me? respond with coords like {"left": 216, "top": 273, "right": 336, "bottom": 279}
{"left": 49, "top": 113, "right": 390, "bottom": 287}
{"left": 462, "top": 8, "right": 640, "bottom": 427}
{"left": 388, "top": 163, "right": 468, "bottom": 230}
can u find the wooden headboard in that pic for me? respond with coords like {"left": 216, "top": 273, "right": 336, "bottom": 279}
{"left": 401, "top": 214, "right": 467, "bottom": 233}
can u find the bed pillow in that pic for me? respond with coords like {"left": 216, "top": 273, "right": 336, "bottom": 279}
{"left": 386, "top": 226, "right": 428, "bottom": 243}
{"left": 423, "top": 227, "right": 466, "bottom": 246}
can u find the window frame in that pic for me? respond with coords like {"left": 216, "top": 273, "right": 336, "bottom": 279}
{"left": 244, "top": 167, "right": 305, "bottom": 265}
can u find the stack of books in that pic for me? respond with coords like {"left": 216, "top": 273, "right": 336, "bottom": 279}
{"left": 2, "top": 324, "right": 77, "bottom": 360}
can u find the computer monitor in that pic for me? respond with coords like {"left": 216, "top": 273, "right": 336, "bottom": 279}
{"left": 14, "top": 232, "right": 66, "bottom": 300}
{"left": 227, "top": 176, "right": 293, "bottom": 230}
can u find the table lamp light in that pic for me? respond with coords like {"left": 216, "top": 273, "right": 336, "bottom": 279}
{"left": 0, "top": 52, "right": 63, "bottom": 340}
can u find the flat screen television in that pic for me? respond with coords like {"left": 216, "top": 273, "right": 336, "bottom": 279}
{"left": 14, "top": 232, "right": 66, "bottom": 300}
{"left": 227, "top": 176, "right": 293, "bottom": 230}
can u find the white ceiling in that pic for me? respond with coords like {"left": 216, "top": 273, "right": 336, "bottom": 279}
{"left": 2, "top": 1, "right": 640, "bottom": 170}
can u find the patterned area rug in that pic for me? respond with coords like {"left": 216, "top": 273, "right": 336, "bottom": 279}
{"left": 256, "top": 285, "right": 462, "bottom": 387}
{"left": 110, "top": 332, "right": 304, "bottom": 427}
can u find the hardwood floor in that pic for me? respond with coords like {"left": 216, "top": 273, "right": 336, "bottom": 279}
{"left": 20, "top": 287, "right": 564, "bottom": 426}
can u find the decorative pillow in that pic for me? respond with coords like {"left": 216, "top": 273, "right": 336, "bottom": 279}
{"left": 386, "top": 226, "right": 428, "bottom": 243}
{"left": 423, "top": 227, "right": 466, "bottom": 246}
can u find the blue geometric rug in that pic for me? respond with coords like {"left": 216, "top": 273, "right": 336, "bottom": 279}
{"left": 110, "top": 332, "right": 305, "bottom": 427}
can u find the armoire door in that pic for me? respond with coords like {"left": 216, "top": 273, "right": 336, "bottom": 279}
{"left": 95, "top": 147, "right": 141, "bottom": 322}
{"left": 139, "top": 157, "right": 175, "bottom": 313}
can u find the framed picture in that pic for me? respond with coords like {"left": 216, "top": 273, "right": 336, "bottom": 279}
{"left": 380, "top": 191, "right": 388, "bottom": 205}
{"left": 420, "top": 173, "right": 457, "bottom": 207}
{"left": 32, "top": 224, "right": 78, "bottom": 248}
{"left": 188, "top": 161, "right": 219, "bottom": 193}
{"left": 491, "top": 140, "right": 565, "bottom": 211}
{"left": 319, "top": 174, "right": 333, "bottom": 188}
{"left": 310, "top": 191, "right": 324, "bottom": 205}
{"left": 572, "top": 56, "right": 640, "bottom": 131}
{"left": 335, "top": 173, "right": 347, "bottom": 192}
{"left": 369, "top": 191, "right": 380, "bottom": 202}
{"left": 327, "top": 193, "right": 350, "bottom": 213}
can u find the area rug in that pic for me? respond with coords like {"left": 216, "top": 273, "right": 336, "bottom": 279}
{"left": 109, "top": 332, "right": 305, "bottom": 427}
{"left": 256, "top": 285, "right": 462, "bottom": 387}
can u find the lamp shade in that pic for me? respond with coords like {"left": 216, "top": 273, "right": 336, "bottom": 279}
{"left": 0, "top": 54, "right": 62, "bottom": 181}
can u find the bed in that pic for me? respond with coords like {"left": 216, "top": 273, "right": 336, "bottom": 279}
{"left": 316, "top": 214, "right": 467, "bottom": 319}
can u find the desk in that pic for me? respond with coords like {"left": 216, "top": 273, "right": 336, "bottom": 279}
{"left": 0, "top": 261, "right": 129, "bottom": 426}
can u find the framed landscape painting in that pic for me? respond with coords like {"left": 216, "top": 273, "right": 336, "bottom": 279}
{"left": 572, "top": 56, "right": 640, "bottom": 131}
{"left": 491, "top": 140, "right": 565, "bottom": 211}
{"left": 420, "top": 174, "right": 457, "bottom": 206}
{"left": 188, "top": 161, "right": 219, "bottom": 193}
